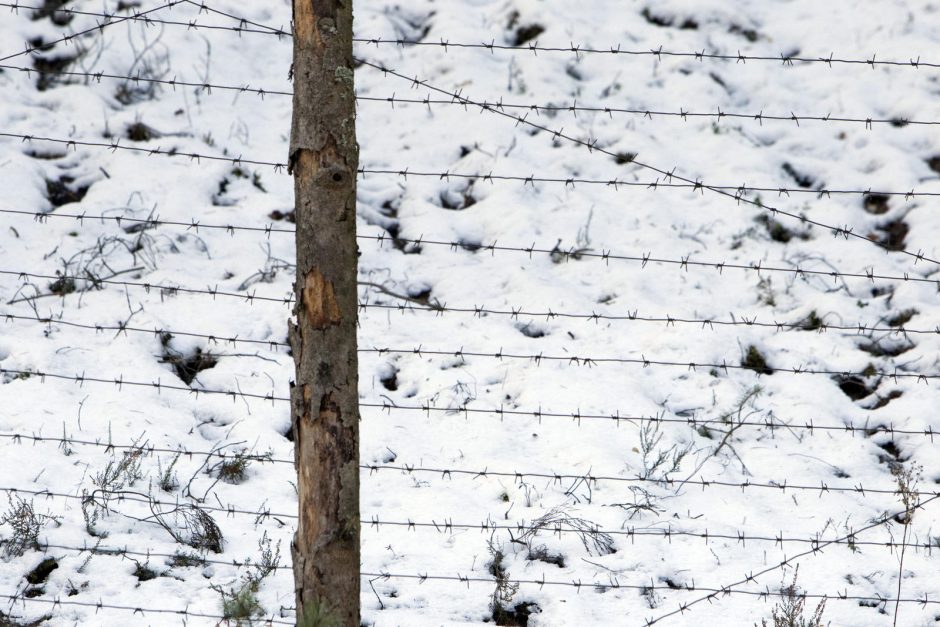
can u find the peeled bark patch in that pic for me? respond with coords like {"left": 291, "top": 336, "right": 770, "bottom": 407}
{"left": 302, "top": 269, "right": 341, "bottom": 329}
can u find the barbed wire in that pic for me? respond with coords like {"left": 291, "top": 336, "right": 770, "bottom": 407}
{"left": 15, "top": 0, "right": 940, "bottom": 72}
{"left": 363, "top": 516, "right": 932, "bottom": 552}
{"left": 0, "top": 62, "right": 292, "bottom": 98}
{"left": 4, "top": 62, "right": 937, "bottom": 130}
{"left": 359, "top": 166, "right": 940, "bottom": 200}
{"left": 8, "top": 126, "right": 937, "bottom": 202}
{"left": 0, "top": 593, "right": 293, "bottom": 624}
{"left": 0, "top": 1, "right": 186, "bottom": 63}
{"left": 0, "top": 1, "right": 291, "bottom": 38}
{"left": 1, "top": 268, "right": 292, "bottom": 306}
{"left": 363, "top": 462, "right": 925, "bottom": 497}
{"left": 38, "top": 540, "right": 293, "bottom": 570}
{"left": 1, "top": 311, "right": 290, "bottom": 350}
{"left": 645, "top": 493, "right": 940, "bottom": 624}
{"left": 0, "top": 430, "right": 292, "bottom": 464}
{"left": 3, "top": 200, "right": 939, "bottom": 288}
{"left": 361, "top": 345, "right": 938, "bottom": 382}
{"left": 3, "top": 303, "right": 936, "bottom": 383}
{"left": 0, "top": 131, "right": 288, "bottom": 170}
{"left": 0, "top": 365, "right": 286, "bottom": 402}
{"left": 357, "top": 59, "right": 940, "bottom": 267}
{"left": 1, "top": 484, "right": 295, "bottom": 523}
{"left": 363, "top": 232, "right": 940, "bottom": 286}
{"left": 357, "top": 300, "right": 940, "bottom": 337}
{"left": 360, "top": 571, "right": 937, "bottom": 608}
{"left": 0, "top": 431, "right": 921, "bottom": 497}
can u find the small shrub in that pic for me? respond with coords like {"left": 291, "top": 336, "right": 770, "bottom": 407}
{"left": 0, "top": 496, "right": 58, "bottom": 558}
{"left": 756, "top": 567, "right": 826, "bottom": 627}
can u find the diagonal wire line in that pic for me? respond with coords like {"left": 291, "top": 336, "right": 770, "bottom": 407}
{"left": 354, "top": 59, "right": 940, "bottom": 267}
{"left": 644, "top": 492, "right": 940, "bottom": 624}
{"left": 40, "top": 540, "right": 293, "bottom": 569}
{"left": 0, "top": 0, "right": 186, "bottom": 62}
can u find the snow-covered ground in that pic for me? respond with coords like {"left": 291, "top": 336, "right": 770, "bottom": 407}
{"left": 1, "top": 0, "right": 940, "bottom": 625}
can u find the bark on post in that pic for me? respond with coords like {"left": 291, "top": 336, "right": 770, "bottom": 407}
{"left": 288, "top": 0, "right": 359, "bottom": 624}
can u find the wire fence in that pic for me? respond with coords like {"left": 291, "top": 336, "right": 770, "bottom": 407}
{"left": 1, "top": 0, "right": 938, "bottom": 625}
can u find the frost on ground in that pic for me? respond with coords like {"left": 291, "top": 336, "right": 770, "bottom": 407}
{"left": 0, "top": 0, "right": 939, "bottom": 625}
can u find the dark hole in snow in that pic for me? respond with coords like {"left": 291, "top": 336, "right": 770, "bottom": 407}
{"left": 866, "top": 390, "right": 903, "bottom": 410}
{"left": 160, "top": 334, "right": 218, "bottom": 385}
{"left": 513, "top": 25, "right": 545, "bottom": 46}
{"left": 927, "top": 156, "right": 940, "bottom": 174}
{"left": 126, "top": 122, "right": 160, "bottom": 142}
{"left": 30, "top": 0, "right": 75, "bottom": 25}
{"left": 862, "top": 193, "right": 890, "bottom": 215}
{"left": 493, "top": 602, "right": 540, "bottom": 626}
{"left": 46, "top": 175, "right": 89, "bottom": 207}
{"left": 887, "top": 309, "right": 917, "bottom": 327}
{"left": 781, "top": 162, "right": 815, "bottom": 189}
{"left": 614, "top": 151, "right": 637, "bottom": 165}
{"left": 516, "top": 322, "right": 547, "bottom": 338}
{"left": 640, "top": 7, "right": 697, "bottom": 29}
{"left": 23, "top": 587, "right": 44, "bottom": 598}
{"left": 268, "top": 209, "right": 295, "bottom": 223}
{"left": 133, "top": 563, "right": 158, "bottom": 582}
{"left": 380, "top": 368, "right": 398, "bottom": 391}
{"left": 858, "top": 339, "right": 914, "bottom": 358}
{"left": 32, "top": 51, "right": 80, "bottom": 91}
{"left": 870, "top": 219, "right": 908, "bottom": 251}
{"left": 25, "top": 558, "right": 57, "bottom": 585}
{"left": 741, "top": 345, "right": 772, "bottom": 375}
{"left": 526, "top": 545, "right": 565, "bottom": 567}
{"left": 728, "top": 24, "right": 758, "bottom": 42}
{"left": 835, "top": 375, "right": 876, "bottom": 401}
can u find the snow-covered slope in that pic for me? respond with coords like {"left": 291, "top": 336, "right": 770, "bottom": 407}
{"left": 1, "top": 0, "right": 939, "bottom": 625}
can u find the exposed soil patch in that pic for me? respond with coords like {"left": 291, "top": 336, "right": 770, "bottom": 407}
{"left": 492, "top": 602, "right": 540, "bottom": 626}
{"left": 835, "top": 374, "right": 877, "bottom": 401}
{"left": 160, "top": 334, "right": 218, "bottom": 385}
{"left": 25, "top": 558, "right": 57, "bottom": 585}
{"left": 46, "top": 175, "right": 89, "bottom": 207}
{"left": 869, "top": 219, "right": 908, "bottom": 251}
{"left": 782, "top": 162, "right": 815, "bottom": 188}
{"left": 507, "top": 11, "right": 545, "bottom": 46}
{"left": 741, "top": 345, "right": 772, "bottom": 375}
{"left": 640, "top": 7, "right": 698, "bottom": 29}
{"left": 862, "top": 193, "right": 890, "bottom": 215}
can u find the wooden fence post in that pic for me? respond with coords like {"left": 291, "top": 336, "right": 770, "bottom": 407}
{"left": 288, "top": 0, "right": 360, "bottom": 624}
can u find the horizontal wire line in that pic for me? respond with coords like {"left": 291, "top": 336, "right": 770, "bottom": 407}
{"left": 0, "top": 131, "right": 288, "bottom": 170}
{"left": 0, "top": 434, "right": 917, "bottom": 495}
{"left": 3, "top": 62, "right": 935, "bottom": 130}
{"left": 360, "top": 571, "right": 936, "bottom": 606}
{"left": 362, "top": 516, "right": 928, "bottom": 551}
{"left": 357, "top": 300, "right": 940, "bottom": 337}
{"left": 7, "top": 127, "right": 935, "bottom": 200}
{"left": 0, "top": 594, "right": 293, "bottom": 623}
{"left": 0, "top": 206, "right": 291, "bottom": 234}
{"left": 2, "top": 305, "right": 935, "bottom": 381}
{"left": 359, "top": 166, "right": 940, "bottom": 200}
{"left": 357, "top": 59, "right": 940, "bottom": 266}
{"left": 364, "top": 462, "right": 919, "bottom": 497}
{"left": 0, "top": 431, "right": 294, "bottom": 463}
{"left": 0, "top": 365, "right": 288, "bottom": 402}
{"left": 39, "top": 541, "right": 292, "bottom": 569}
{"left": 0, "top": 485, "right": 294, "bottom": 519}
{"left": 0, "top": 268, "right": 293, "bottom": 305}
{"left": 360, "top": 232, "right": 940, "bottom": 286}
{"left": 4, "top": 204, "right": 936, "bottom": 287}
{"left": 361, "top": 346, "right": 937, "bottom": 382}
{"left": 12, "top": 0, "right": 939, "bottom": 72}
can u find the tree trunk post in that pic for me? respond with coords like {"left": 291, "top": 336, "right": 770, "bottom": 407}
{"left": 288, "top": 0, "right": 359, "bottom": 625}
